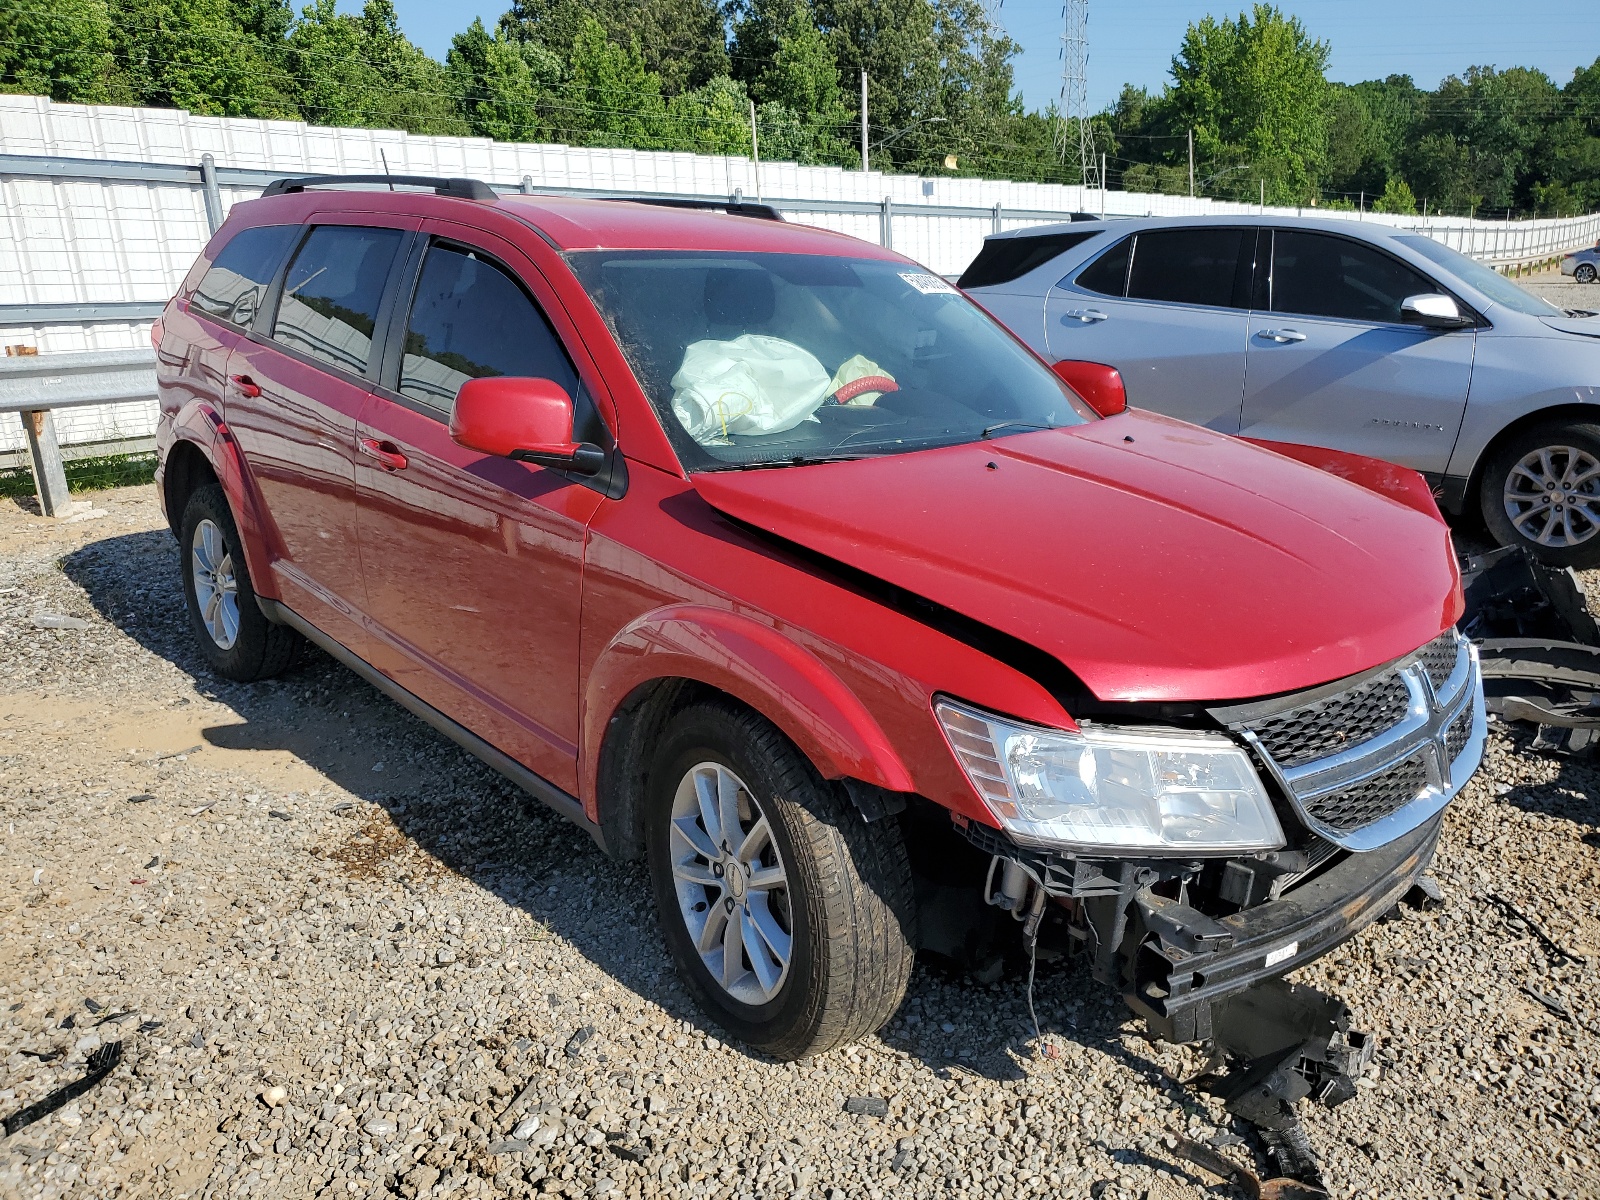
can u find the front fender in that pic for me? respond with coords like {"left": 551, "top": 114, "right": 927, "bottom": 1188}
{"left": 580, "top": 604, "right": 917, "bottom": 814}
{"left": 169, "top": 398, "right": 280, "bottom": 600}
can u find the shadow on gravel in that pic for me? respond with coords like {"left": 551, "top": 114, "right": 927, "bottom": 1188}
{"left": 61, "top": 529, "right": 1154, "bottom": 1082}
{"left": 1492, "top": 725, "right": 1600, "bottom": 839}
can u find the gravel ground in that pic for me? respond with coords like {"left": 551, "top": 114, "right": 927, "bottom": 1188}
{"left": 1, "top": 485, "right": 1597, "bottom": 1200}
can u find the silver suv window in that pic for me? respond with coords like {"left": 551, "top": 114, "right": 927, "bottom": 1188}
{"left": 1270, "top": 231, "right": 1434, "bottom": 324}
{"left": 1396, "top": 234, "right": 1563, "bottom": 317}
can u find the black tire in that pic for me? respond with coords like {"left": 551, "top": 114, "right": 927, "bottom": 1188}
{"left": 645, "top": 700, "right": 916, "bottom": 1060}
{"left": 179, "top": 483, "right": 301, "bottom": 681}
{"left": 1480, "top": 420, "right": 1600, "bottom": 569}
{"left": 1576, "top": 263, "right": 1597, "bottom": 284}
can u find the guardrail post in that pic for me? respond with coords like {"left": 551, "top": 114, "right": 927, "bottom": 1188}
{"left": 992, "top": 201, "right": 1002, "bottom": 235}
{"left": 199, "top": 153, "right": 223, "bottom": 235}
{"left": 880, "top": 196, "right": 893, "bottom": 248}
{"left": 20, "top": 409, "right": 71, "bottom": 517}
{"left": 520, "top": 175, "right": 533, "bottom": 194}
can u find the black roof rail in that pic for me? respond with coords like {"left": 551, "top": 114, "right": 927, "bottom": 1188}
{"left": 260, "top": 174, "right": 497, "bottom": 201}
{"left": 594, "top": 195, "right": 785, "bottom": 222}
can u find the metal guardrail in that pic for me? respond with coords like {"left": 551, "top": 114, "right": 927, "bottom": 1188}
{"left": 0, "top": 348, "right": 157, "bottom": 516}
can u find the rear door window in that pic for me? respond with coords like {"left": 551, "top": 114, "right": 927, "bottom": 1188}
{"left": 1126, "top": 228, "right": 1249, "bottom": 308}
{"left": 272, "top": 225, "right": 403, "bottom": 376}
{"left": 1073, "top": 236, "right": 1131, "bottom": 296}
{"left": 398, "top": 243, "right": 580, "bottom": 411}
{"left": 1271, "top": 231, "right": 1436, "bottom": 323}
{"left": 191, "top": 224, "right": 297, "bottom": 329}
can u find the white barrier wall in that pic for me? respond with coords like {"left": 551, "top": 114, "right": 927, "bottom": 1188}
{"left": 3, "top": 95, "right": 1599, "bottom": 456}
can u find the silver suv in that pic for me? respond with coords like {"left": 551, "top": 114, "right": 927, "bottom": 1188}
{"left": 965, "top": 215, "right": 1600, "bottom": 566}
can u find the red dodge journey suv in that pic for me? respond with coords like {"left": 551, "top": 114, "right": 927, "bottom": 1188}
{"left": 153, "top": 177, "right": 1483, "bottom": 1147}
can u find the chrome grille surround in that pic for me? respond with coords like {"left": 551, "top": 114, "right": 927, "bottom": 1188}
{"left": 1214, "top": 629, "right": 1487, "bottom": 852}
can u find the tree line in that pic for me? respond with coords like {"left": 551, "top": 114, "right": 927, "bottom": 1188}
{"left": 1, "top": 0, "right": 1596, "bottom": 216}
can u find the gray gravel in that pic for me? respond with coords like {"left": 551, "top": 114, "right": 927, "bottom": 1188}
{"left": 1, "top": 486, "right": 1598, "bottom": 1200}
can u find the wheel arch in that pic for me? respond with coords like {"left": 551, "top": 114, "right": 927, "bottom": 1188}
{"left": 163, "top": 401, "right": 279, "bottom": 600}
{"left": 1461, "top": 402, "right": 1600, "bottom": 516}
{"left": 584, "top": 606, "right": 919, "bottom": 861}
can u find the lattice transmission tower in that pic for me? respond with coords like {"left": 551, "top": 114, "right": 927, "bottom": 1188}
{"left": 1056, "top": 0, "right": 1100, "bottom": 190}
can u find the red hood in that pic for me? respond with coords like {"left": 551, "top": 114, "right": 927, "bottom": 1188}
{"left": 692, "top": 410, "right": 1461, "bottom": 704}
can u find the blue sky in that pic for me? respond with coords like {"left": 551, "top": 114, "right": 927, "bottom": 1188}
{"left": 375, "top": 0, "right": 1600, "bottom": 112}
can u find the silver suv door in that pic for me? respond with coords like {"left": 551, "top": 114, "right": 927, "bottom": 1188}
{"left": 1044, "top": 226, "right": 1254, "bottom": 432}
{"left": 1239, "top": 229, "right": 1474, "bottom": 474}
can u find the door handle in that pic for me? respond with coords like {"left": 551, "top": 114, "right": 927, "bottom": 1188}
{"left": 1255, "top": 328, "right": 1307, "bottom": 343}
{"left": 229, "top": 374, "right": 262, "bottom": 397}
{"left": 1061, "top": 308, "right": 1109, "bottom": 323}
{"left": 358, "top": 437, "right": 409, "bottom": 471}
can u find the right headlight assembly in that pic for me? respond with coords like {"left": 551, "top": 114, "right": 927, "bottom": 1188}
{"left": 935, "top": 698, "right": 1285, "bottom": 854}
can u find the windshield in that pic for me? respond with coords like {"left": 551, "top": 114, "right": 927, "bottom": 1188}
{"left": 566, "top": 250, "right": 1092, "bottom": 469}
{"left": 1395, "top": 234, "right": 1565, "bottom": 317}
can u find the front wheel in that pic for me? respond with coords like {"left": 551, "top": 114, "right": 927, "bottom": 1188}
{"left": 1576, "top": 263, "right": 1598, "bottom": 284}
{"left": 1480, "top": 421, "right": 1600, "bottom": 568}
{"left": 645, "top": 700, "right": 915, "bottom": 1060}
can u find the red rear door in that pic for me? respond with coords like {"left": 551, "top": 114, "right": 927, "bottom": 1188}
{"left": 354, "top": 222, "right": 612, "bottom": 793}
{"left": 224, "top": 216, "right": 414, "bottom": 651}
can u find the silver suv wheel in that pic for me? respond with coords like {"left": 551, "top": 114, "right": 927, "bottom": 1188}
{"left": 1502, "top": 445, "right": 1600, "bottom": 548}
{"left": 668, "top": 761, "right": 793, "bottom": 1005}
{"left": 1577, "top": 263, "right": 1598, "bottom": 284}
{"left": 190, "top": 517, "right": 241, "bottom": 649}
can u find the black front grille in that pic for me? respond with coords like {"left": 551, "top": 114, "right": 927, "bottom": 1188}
{"left": 1415, "top": 632, "right": 1462, "bottom": 691}
{"left": 1249, "top": 671, "right": 1412, "bottom": 768}
{"left": 1303, "top": 754, "right": 1431, "bottom": 833}
{"left": 1444, "top": 707, "right": 1473, "bottom": 765}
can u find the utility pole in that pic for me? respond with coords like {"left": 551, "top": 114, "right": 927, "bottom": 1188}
{"left": 1260, "top": 179, "right": 1265, "bottom": 212}
{"left": 749, "top": 98, "right": 761, "bottom": 201}
{"left": 1188, "top": 128, "right": 1194, "bottom": 197}
{"left": 1101, "top": 152, "right": 1107, "bottom": 218}
{"left": 861, "top": 71, "right": 869, "bottom": 173}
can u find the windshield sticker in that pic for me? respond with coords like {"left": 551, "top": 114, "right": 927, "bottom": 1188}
{"left": 899, "top": 271, "right": 957, "bottom": 296}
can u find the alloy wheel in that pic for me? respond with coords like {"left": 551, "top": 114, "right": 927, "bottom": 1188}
{"left": 1503, "top": 444, "right": 1600, "bottom": 548}
{"left": 190, "top": 517, "right": 241, "bottom": 650}
{"left": 1577, "top": 264, "right": 1598, "bottom": 284}
{"left": 668, "top": 762, "right": 793, "bottom": 1006}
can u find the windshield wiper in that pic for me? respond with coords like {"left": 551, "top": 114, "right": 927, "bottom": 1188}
{"left": 703, "top": 453, "right": 872, "bottom": 471}
{"left": 981, "top": 420, "right": 1058, "bottom": 439}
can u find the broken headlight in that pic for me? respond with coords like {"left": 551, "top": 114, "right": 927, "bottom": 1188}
{"left": 935, "top": 699, "right": 1285, "bottom": 854}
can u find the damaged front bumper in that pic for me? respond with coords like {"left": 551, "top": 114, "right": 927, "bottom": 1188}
{"left": 1127, "top": 814, "right": 1442, "bottom": 1044}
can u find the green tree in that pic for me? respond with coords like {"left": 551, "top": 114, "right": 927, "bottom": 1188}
{"left": 1169, "top": 4, "right": 1331, "bottom": 204}
{"left": 106, "top": 0, "right": 298, "bottom": 117}
{"left": 1371, "top": 175, "right": 1416, "bottom": 213}
{"left": 286, "top": 0, "right": 464, "bottom": 134}
{"left": 552, "top": 15, "right": 667, "bottom": 148}
{"left": 499, "top": 0, "right": 726, "bottom": 97}
{"left": 667, "top": 75, "right": 753, "bottom": 155}
{"left": 0, "top": 0, "right": 114, "bottom": 102}
{"left": 447, "top": 17, "right": 561, "bottom": 142}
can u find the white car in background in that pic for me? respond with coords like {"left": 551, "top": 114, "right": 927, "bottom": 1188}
{"left": 965, "top": 215, "right": 1600, "bottom": 566}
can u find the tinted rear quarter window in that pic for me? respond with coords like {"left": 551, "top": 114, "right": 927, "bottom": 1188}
{"left": 959, "top": 230, "right": 1099, "bottom": 289}
{"left": 399, "top": 244, "right": 578, "bottom": 410}
{"left": 1126, "top": 228, "right": 1248, "bottom": 308}
{"left": 191, "top": 224, "right": 296, "bottom": 328}
{"left": 1073, "top": 236, "right": 1130, "bottom": 296}
{"left": 1272, "top": 231, "right": 1434, "bottom": 323}
{"left": 273, "top": 225, "right": 403, "bottom": 376}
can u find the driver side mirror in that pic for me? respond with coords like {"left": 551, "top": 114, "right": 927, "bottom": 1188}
{"left": 450, "top": 377, "right": 606, "bottom": 475}
{"left": 1400, "top": 293, "right": 1472, "bottom": 330}
{"left": 1051, "top": 359, "right": 1127, "bottom": 418}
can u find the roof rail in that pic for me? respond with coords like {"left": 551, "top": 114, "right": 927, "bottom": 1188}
{"left": 595, "top": 195, "right": 786, "bottom": 222}
{"left": 261, "top": 175, "right": 497, "bottom": 201}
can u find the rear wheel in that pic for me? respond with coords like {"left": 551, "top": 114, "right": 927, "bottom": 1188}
{"left": 179, "top": 483, "right": 301, "bottom": 680}
{"left": 645, "top": 700, "right": 915, "bottom": 1060}
{"left": 1576, "top": 263, "right": 1597, "bottom": 284}
{"left": 1480, "top": 421, "right": 1600, "bottom": 568}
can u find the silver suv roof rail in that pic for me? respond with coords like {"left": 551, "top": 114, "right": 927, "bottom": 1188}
{"left": 261, "top": 175, "right": 497, "bottom": 201}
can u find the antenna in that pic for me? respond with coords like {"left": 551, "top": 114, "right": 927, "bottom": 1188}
{"left": 1057, "top": 0, "right": 1100, "bottom": 192}
{"left": 379, "top": 149, "right": 394, "bottom": 191}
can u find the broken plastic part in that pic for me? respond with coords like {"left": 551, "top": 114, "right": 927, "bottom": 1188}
{"left": 2, "top": 1041, "right": 123, "bottom": 1136}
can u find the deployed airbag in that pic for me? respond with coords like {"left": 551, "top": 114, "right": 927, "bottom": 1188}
{"left": 671, "top": 335, "right": 832, "bottom": 442}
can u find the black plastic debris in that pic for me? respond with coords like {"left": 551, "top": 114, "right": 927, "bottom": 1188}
{"left": 83, "top": 999, "right": 104, "bottom": 1014}
{"left": 2, "top": 1042, "right": 123, "bottom": 1136}
{"left": 1173, "top": 1136, "right": 1329, "bottom": 1200}
{"left": 1402, "top": 875, "right": 1445, "bottom": 911}
{"left": 563, "top": 1026, "right": 596, "bottom": 1057}
{"left": 269, "top": 810, "right": 293, "bottom": 821}
{"left": 843, "top": 1096, "right": 888, "bottom": 1117}
{"left": 138, "top": 1020, "right": 163, "bottom": 1034}
{"left": 1485, "top": 892, "right": 1587, "bottom": 965}
{"left": 126, "top": 794, "right": 153, "bottom": 804}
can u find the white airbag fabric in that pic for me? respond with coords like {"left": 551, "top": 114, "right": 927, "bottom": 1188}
{"left": 671, "top": 335, "right": 832, "bottom": 441}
